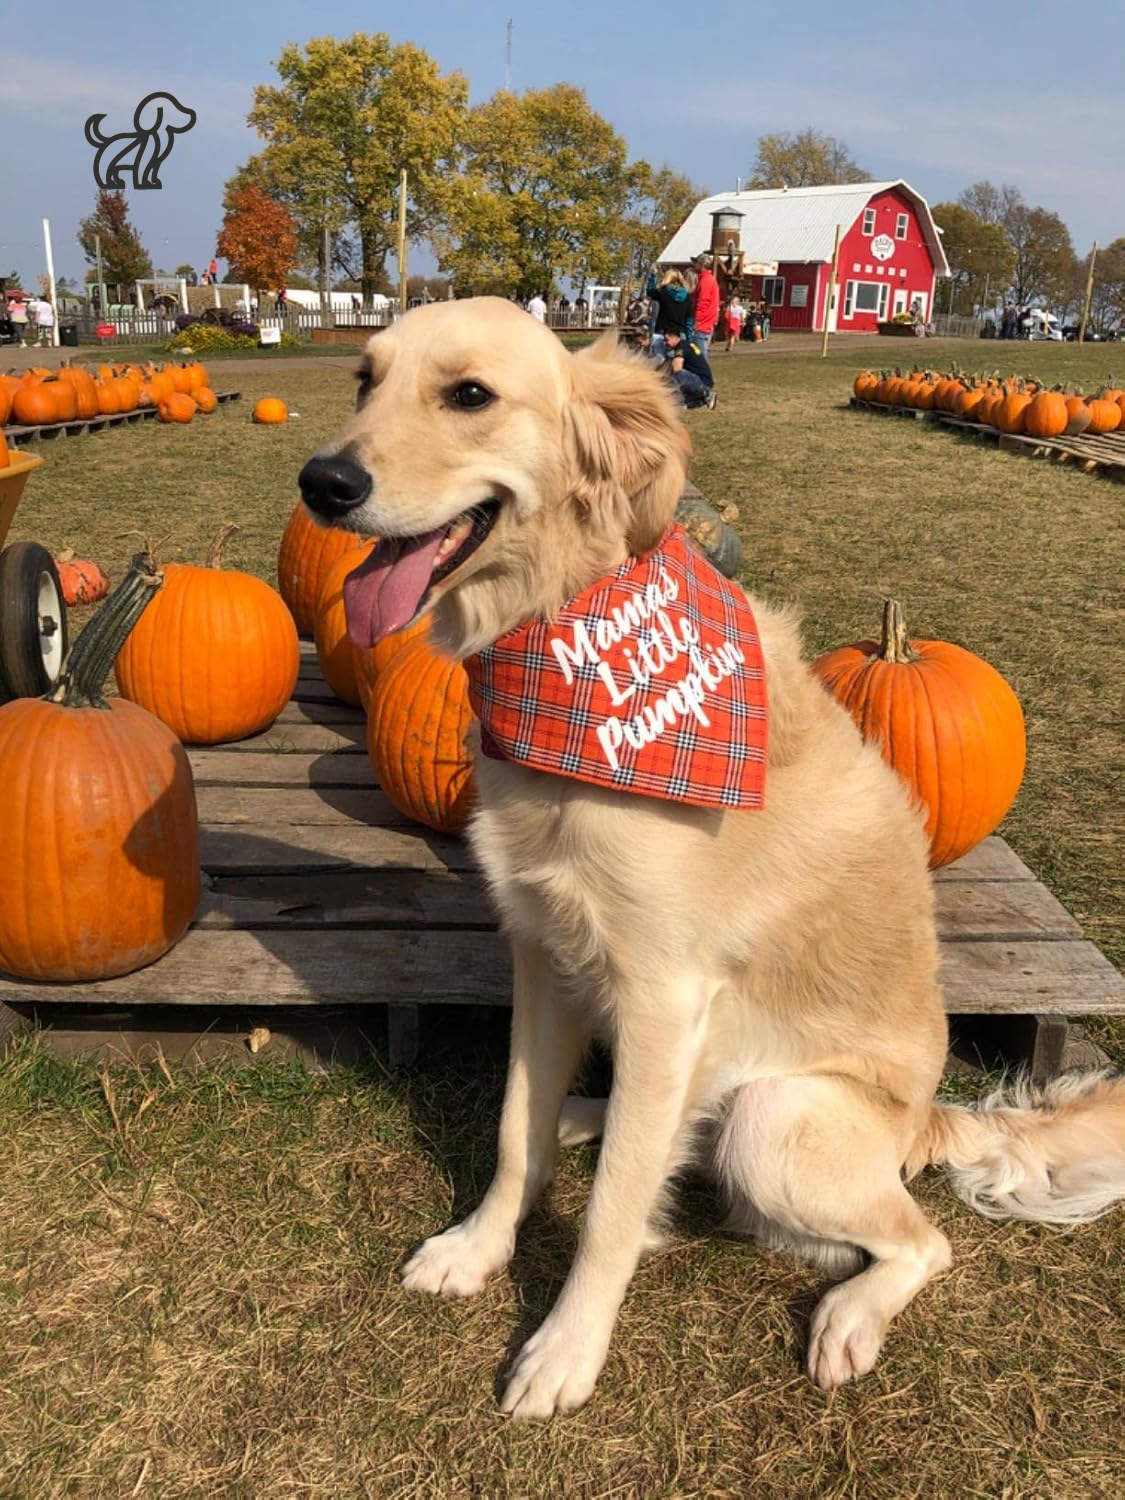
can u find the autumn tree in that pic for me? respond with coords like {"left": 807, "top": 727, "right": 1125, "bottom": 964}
{"left": 244, "top": 33, "right": 467, "bottom": 300}
{"left": 613, "top": 162, "right": 707, "bottom": 284}
{"left": 1006, "top": 204, "right": 1077, "bottom": 309}
{"left": 77, "top": 190, "right": 153, "bottom": 288}
{"left": 931, "top": 202, "right": 1014, "bottom": 315}
{"left": 216, "top": 185, "right": 298, "bottom": 295}
{"left": 1083, "top": 238, "right": 1125, "bottom": 334}
{"left": 432, "top": 84, "right": 630, "bottom": 298}
{"left": 748, "top": 129, "right": 867, "bottom": 189}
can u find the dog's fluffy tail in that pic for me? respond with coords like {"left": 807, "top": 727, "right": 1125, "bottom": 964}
{"left": 906, "top": 1071, "right": 1125, "bottom": 1224}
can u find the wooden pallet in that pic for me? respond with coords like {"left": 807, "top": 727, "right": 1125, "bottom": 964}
{"left": 849, "top": 398, "right": 1125, "bottom": 477}
{"left": 3, "top": 391, "right": 241, "bottom": 445}
{"left": 1, "top": 644, "right": 1121, "bottom": 1071}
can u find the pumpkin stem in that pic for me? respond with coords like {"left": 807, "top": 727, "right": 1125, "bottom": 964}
{"left": 47, "top": 549, "right": 163, "bottom": 710}
{"left": 206, "top": 523, "right": 240, "bottom": 569}
{"left": 877, "top": 599, "right": 917, "bottom": 664}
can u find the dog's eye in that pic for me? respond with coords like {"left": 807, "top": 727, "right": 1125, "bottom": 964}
{"left": 449, "top": 381, "right": 494, "bottom": 411}
{"left": 354, "top": 369, "right": 373, "bottom": 407}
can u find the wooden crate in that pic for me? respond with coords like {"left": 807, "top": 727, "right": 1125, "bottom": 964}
{"left": 1, "top": 646, "right": 1120, "bottom": 1071}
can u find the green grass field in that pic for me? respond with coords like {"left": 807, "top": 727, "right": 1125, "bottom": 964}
{"left": 1, "top": 336, "right": 1122, "bottom": 1496}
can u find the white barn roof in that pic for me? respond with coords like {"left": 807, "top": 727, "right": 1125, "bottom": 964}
{"left": 659, "top": 180, "right": 949, "bottom": 276}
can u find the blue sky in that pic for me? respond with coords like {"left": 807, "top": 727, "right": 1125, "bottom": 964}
{"left": 1, "top": 1, "right": 1121, "bottom": 290}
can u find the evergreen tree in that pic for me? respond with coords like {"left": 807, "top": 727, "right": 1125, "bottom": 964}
{"left": 77, "top": 191, "right": 153, "bottom": 289}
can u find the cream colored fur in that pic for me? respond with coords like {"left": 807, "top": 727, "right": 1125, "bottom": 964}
{"left": 317, "top": 297, "right": 1125, "bottom": 1420}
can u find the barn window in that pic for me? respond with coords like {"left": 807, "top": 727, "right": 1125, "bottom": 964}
{"left": 843, "top": 281, "right": 889, "bottom": 319}
{"left": 895, "top": 213, "right": 909, "bottom": 239}
{"left": 862, "top": 208, "right": 876, "bottom": 235}
{"left": 762, "top": 277, "right": 785, "bottom": 306}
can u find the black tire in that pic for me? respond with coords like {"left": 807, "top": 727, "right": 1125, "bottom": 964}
{"left": 675, "top": 497, "right": 742, "bottom": 580}
{"left": 0, "top": 542, "right": 69, "bottom": 699}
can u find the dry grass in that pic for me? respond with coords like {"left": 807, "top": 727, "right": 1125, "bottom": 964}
{"left": 1, "top": 1036, "right": 1123, "bottom": 1499}
{"left": 2, "top": 335, "right": 1122, "bottom": 1495}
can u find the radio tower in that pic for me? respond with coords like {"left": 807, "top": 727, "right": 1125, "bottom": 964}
{"left": 505, "top": 18, "right": 513, "bottom": 91}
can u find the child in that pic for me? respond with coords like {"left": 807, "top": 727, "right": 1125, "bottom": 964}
{"left": 725, "top": 297, "right": 745, "bottom": 352}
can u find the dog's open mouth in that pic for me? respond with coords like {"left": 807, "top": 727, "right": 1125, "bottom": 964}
{"left": 343, "top": 500, "right": 500, "bottom": 649}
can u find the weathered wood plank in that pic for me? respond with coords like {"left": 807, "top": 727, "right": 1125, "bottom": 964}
{"left": 199, "top": 869, "right": 490, "bottom": 928}
{"left": 939, "top": 940, "right": 1125, "bottom": 1013}
{"left": 291, "top": 678, "right": 344, "bottom": 703}
{"left": 196, "top": 785, "right": 404, "bottom": 827}
{"left": 199, "top": 823, "right": 472, "bottom": 874}
{"left": 932, "top": 837, "right": 1034, "bottom": 882}
{"left": 189, "top": 751, "right": 375, "bottom": 789}
{"left": 934, "top": 880, "right": 1080, "bottom": 940}
{"left": 275, "top": 699, "right": 363, "bottom": 726}
{"left": 207, "top": 722, "right": 366, "bottom": 754}
{"left": 2, "top": 930, "right": 1120, "bottom": 1013}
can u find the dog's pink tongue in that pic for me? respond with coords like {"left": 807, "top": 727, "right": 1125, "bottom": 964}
{"left": 343, "top": 531, "right": 446, "bottom": 649}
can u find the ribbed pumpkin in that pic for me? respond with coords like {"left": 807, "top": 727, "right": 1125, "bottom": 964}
{"left": 994, "top": 391, "right": 1031, "bottom": 434}
{"left": 13, "top": 377, "right": 65, "bottom": 426}
{"left": 192, "top": 386, "right": 218, "bottom": 414}
{"left": 812, "top": 600, "right": 1026, "bottom": 869}
{"left": 853, "top": 370, "right": 879, "bottom": 402}
{"left": 1023, "top": 390, "right": 1068, "bottom": 438}
{"left": 0, "top": 382, "right": 12, "bottom": 427}
{"left": 253, "top": 398, "right": 288, "bottom": 424}
{"left": 354, "top": 616, "right": 431, "bottom": 712}
{"left": 57, "top": 366, "right": 100, "bottom": 419}
{"left": 313, "top": 542, "right": 378, "bottom": 705}
{"left": 56, "top": 551, "right": 110, "bottom": 606}
{"left": 1085, "top": 398, "right": 1122, "bottom": 434}
{"left": 168, "top": 364, "right": 195, "bottom": 396}
{"left": 0, "top": 550, "right": 200, "bottom": 981}
{"left": 115, "top": 525, "right": 299, "bottom": 744}
{"left": 277, "top": 501, "right": 370, "bottom": 636}
{"left": 366, "top": 636, "right": 475, "bottom": 834}
{"left": 0, "top": 432, "right": 9, "bottom": 469}
{"left": 158, "top": 393, "right": 196, "bottom": 424}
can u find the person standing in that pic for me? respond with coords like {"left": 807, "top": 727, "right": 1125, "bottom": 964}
{"left": 9, "top": 296, "right": 29, "bottom": 347}
{"left": 725, "top": 296, "right": 745, "bottom": 352}
{"left": 689, "top": 253, "right": 720, "bottom": 352}
{"left": 645, "top": 268, "right": 692, "bottom": 363}
{"left": 527, "top": 291, "right": 547, "bottom": 324}
{"left": 33, "top": 296, "right": 54, "bottom": 347}
{"left": 208, "top": 258, "right": 219, "bottom": 285}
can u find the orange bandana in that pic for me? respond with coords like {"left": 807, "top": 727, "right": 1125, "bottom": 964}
{"left": 463, "top": 525, "right": 767, "bottom": 809}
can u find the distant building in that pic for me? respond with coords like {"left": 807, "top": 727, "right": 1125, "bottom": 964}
{"left": 659, "top": 180, "right": 949, "bottom": 333}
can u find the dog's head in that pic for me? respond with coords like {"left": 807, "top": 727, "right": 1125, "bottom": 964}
{"left": 298, "top": 297, "right": 688, "bottom": 658}
{"left": 134, "top": 92, "right": 197, "bottom": 139}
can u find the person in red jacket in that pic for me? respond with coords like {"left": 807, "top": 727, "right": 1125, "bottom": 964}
{"left": 690, "top": 252, "right": 720, "bottom": 352}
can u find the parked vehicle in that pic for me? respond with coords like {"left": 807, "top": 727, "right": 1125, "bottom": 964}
{"left": 1020, "top": 310, "right": 1063, "bottom": 341}
{"left": 1062, "top": 324, "right": 1105, "bottom": 342}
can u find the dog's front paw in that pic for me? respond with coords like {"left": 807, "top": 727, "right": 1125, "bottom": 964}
{"left": 500, "top": 1314, "right": 609, "bottom": 1421}
{"left": 806, "top": 1281, "right": 889, "bottom": 1390}
{"left": 401, "top": 1220, "right": 512, "bottom": 1299}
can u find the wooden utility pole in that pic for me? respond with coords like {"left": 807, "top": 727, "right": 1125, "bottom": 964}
{"left": 821, "top": 223, "right": 842, "bottom": 358}
{"left": 397, "top": 169, "right": 409, "bottom": 315}
{"left": 1078, "top": 242, "right": 1098, "bottom": 344}
{"left": 319, "top": 224, "right": 332, "bottom": 329}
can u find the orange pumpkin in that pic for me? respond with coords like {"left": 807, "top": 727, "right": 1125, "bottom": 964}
{"left": 813, "top": 600, "right": 1026, "bottom": 868}
{"left": 158, "top": 393, "right": 197, "bottom": 424}
{"left": 13, "top": 377, "right": 66, "bottom": 425}
{"left": 57, "top": 366, "right": 100, "bottom": 419}
{"left": 1023, "top": 390, "right": 1068, "bottom": 438}
{"left": 313, "top": 543, "right": 378, "bottom": 705}
{"left": 253, "top": 397, "right": 288, "bottom": 425}
{"left": 1063, "top": 396, "right": 1091, "bottom": 435}
{"left": 0, "top": 550, "right": 200, "bottom": 981}
{"left": 277, "top": 500, "right": 369, "bottom": 636}
{"left": 354, "top": 616, "right": 431, "bottom": 712}
{"left": 0, "top": 432, "right": 9, "bottom": 469}
{"left": 187, "top": 361, "right": 210, "bottom": 392}
{"left": 366, "top": 636, "right": 475, "bottom": 834}
{"left": 0, "top": 383, "right": 12, "bottom": 427}
{"left": 115, "top": 525, "right": 299, "bottom": 744}
{"left": 147, "top": 371, "right": 176, "bottom": 405}
{"left": 853, "top": 370, "right": 879, "bottom": 402}
{"left": 56, "top": 552, "right": 110, "bottom": 606}
{"left": 1085, "top": 398, "right": 1122, "bottom": 434}
{"left": 192, "top": 386, "right": 218, "bottom": 413}
{"left": 994, "top": 391, "right": 1032, "bottom": 434}
{"left": 95, "top": 380, "right": 122, "bottom": 415}
{"left": 168, "top": 364, "right": 195, "bottom": 396}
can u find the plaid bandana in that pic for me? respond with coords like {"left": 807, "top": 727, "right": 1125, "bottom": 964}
{"left": 463, "top": 524, "right": 767, "bottom": 809}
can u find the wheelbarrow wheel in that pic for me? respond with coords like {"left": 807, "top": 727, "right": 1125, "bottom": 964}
{"left": 0, "top": 541, "right": 68, "bottom": 698}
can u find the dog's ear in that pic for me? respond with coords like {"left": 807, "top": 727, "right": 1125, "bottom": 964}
{"left": 564, "top": 340, "right": 688, "bottom": 555}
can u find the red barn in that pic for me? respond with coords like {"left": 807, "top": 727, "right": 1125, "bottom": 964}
{"left": 658, "top": 181, "right": 949, "bottom": 333}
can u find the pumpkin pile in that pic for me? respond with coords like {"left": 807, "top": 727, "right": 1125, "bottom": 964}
{"left": 116, "top": 524, "right": 299, "bottom": 744}
{"left": 0, "top": 548, "right": 200, "bottom": 982}
{"left": 277, "top": 500, "right": 370, "bottom": 636}
{"left": 853, "top": 367, "right": 1124, "bottom": 436}
{"left": 813, "top": 599, "right": 1026, "bottom": 868}
{"left": 0, "top": 360, "right": 218, "bottom": 428}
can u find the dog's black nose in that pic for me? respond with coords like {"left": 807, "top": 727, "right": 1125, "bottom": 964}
{"left": 298, "top": 454, "right": 372, "bottom": 518}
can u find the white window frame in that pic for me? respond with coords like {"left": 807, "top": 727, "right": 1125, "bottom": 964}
{"left": 862, "top": 208, "right": 876, "bottom": 236}
{"left": 895, "top": 212, "right": 909, "bottom": 240}
{"left": 762, "top": 276, "right": 785, "bottom": 306}
{"left": 843, "top": 279, "right": 889, "bottom": 319}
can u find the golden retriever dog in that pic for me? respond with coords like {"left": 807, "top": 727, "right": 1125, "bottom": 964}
{"left": 298, "top": 297, "right": 1125, "bottom": 1421}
